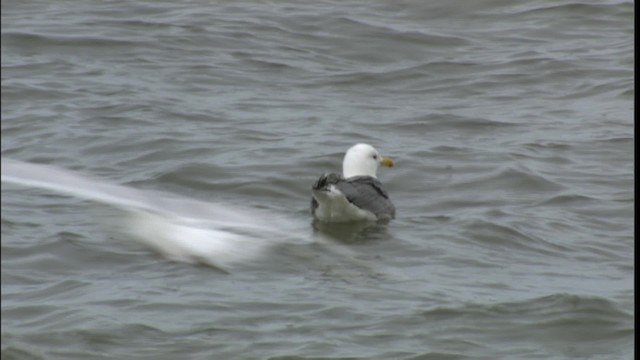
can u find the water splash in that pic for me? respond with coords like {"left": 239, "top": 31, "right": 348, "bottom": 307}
{"left": 1, "top": 158, "right": 311, "bottom": 271}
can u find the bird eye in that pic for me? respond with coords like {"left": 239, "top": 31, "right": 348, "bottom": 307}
{"left": 373, "top": 154, "right": 378, "bottom": 160}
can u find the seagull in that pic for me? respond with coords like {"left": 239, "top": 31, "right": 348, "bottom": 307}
{"left": 311, "top": 143, "right": 395, "bottom": 222}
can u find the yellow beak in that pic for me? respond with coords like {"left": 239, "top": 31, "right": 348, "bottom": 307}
{"left": 380, "top": 157, "right": 394, "bottom": 168}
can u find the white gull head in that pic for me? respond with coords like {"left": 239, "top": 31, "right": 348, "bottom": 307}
{"left": 342, "top": 143, "right": 394, "bottom": 179}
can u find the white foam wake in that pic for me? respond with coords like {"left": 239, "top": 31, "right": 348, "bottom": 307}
{"left": 1, "top": 158, "right": 310, "bottom": 271}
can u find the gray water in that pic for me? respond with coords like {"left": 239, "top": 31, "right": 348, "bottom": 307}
{"left": 1, "top": 1, "right": 634, "bottom": 359}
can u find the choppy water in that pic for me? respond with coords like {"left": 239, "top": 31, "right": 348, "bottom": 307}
{"left": 1, "top": 0, "right": 634, "bottom": 359}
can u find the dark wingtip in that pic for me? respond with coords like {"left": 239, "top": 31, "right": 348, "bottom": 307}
{"left": 312, "top": 173, "right": 342, "bottom": 190}
{"left": 312, "top": 173, "right": 328, "bottom": 190}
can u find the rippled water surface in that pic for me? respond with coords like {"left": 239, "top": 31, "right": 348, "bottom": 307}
{"left": 1, "top": 1, "right": 634, "bottom": 359}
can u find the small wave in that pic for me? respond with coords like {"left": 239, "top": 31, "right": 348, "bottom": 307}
{"left": 523, "top": 141, "right": 572, "bottom": 152}
{"left": 419, "top": 293, "right": 632, "bottom": 357}
{"left": 2, "top": 31, "right": 140, "bottom": 48}
{"left": 461, "top": 219, "right": 570, "bottom": 256}
{"left": 451, "top": 166, "right": 564, "bottom": 194}
{"left": 422, "top": 293, "right": 631, "bottom": 328}
{"left": 390, "top": 114, "right": 518, "bottom": 134}
{"left": 1, "top": 346, "right": 43, "bottom": 360}
{"left": 325, "top": 15, "right": 469, "bottom": 46}
{"left": 507, "top": 2, "right": 630, "bottom": 17}
{"left": 533, "top": 193, "right": 600, "bottom": 207}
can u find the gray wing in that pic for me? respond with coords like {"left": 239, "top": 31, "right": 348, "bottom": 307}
{"left": 334, "top": 176, "right": 395, "bottom": 220}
